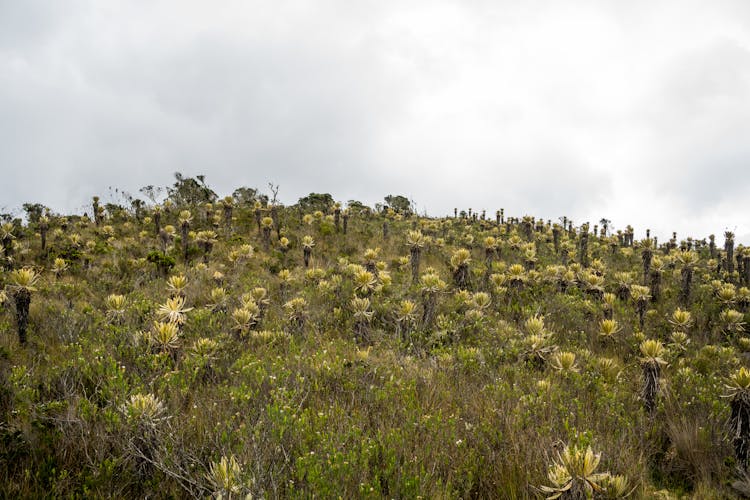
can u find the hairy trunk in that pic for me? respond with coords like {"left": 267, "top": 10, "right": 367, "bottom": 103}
{"left": 453, "top": 264, "right": 471, "bottom": 290}
{"left": 92, "top": 199, "right": 101, "bottom": 226}
{"left": 642, "top": 361, "right": 661, "bottom": 414}
{"left": 637, "top": 300, "right": 647, "bottom": 330}
{"left": 354, "top": 320, "right": 369, "bottom": 344}
{"left": 263, "top": 227, "right": 271, "bottom": 250}
{"left": 680, "top": 267, "right": 693, "bottom": 305}
{"left": 398, "top": 321, "right": 413, "bottom": 345}
{"left": 552, "top": 228, "right": 560, "bottom": 254}
{"left": 201, "top": 242, "right": 212, "bottom": 265}
{"left": 731, "top": 393, "right": 750, "bottom": 468}
{"left": 223, "top": 206, "right": 232, "bottom": 231}
{"left": 484, "top": 248, "right": 494, "bottom": 289}
{"left": 255, "top": 209, "right": 262, "bottom": 234}
{"left": 421, "top": 292, "right": 437, "bottom": 329}
{"left": 522, "top": 220, "right": 532, "bottom": 240}
{"left": 40, "top": 226, "right": 48, "bottom": 253}
{"left": 410, "top": 247, "right": 421, "bottom": 283}
{"left": 642, "top": 248, "right": 652, "bottom": 284}
{"left": 181, "top": 224, "right": 189, "bottom": 263}
{"left": 271, "top": 205, "right": 280, "bottom": 239}
{"left": 650, "top": 270, "right": 661, "bottom": 303}
{"left": 13, "top": 288, "right": 31, "bottom": 345}
{"left": 2, "top": 236, "right": 13, "bottom": 268}
{"left": 709, "top": 236, "right": 716, "bottom": 259}
{"left": 726, "top": 236, "right": 736, "bottom": 275}
{"left": 154, "top": 212, "right": 161, "bottom": 237}
{"left": 290, "top": 316, "right": 306, "bottom": 336}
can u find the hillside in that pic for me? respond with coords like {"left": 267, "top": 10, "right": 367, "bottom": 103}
{"left": 0, "top": 181, "right": 748, "bottom": 498}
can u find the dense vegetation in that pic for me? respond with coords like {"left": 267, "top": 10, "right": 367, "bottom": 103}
{"left": 1, "top": 177, "right": 750, "bottom": 498}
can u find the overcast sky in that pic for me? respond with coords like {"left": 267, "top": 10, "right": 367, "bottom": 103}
{"left": 2, "top": 1, "right": 750, "bottom": 243}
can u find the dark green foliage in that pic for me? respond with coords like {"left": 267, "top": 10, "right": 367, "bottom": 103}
{"left": 167, "top": 172, "right": 217, "bottom": 206}
{"left": 103, "top": 203, "right": 128, "bottom": 221}
{"left": 146, "top": 250, "right": 175, "bottom": 276}
{"left": 384, "top": 194, "right": 413, "bottom": 215}
{"left": 22, "top": 203, "right": 48, "bottom": 224}
{"left": 346, "top": 200, "right": 371, "bottom": 213}
{"left": 297, "top": 192, "right": 334, "bottom": 213}
{"left": 232, "top": 186, "right": 268, "bottom": 206}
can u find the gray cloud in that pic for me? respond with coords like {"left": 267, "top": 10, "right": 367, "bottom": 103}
{"left": 2, "top": 1, "right": 750, "bottom": 242}
{"left": 0, "top": 1, "right": 80, "bottom": 49}
{"left": 639, "top": 40, "right": 750, "bottom": 206}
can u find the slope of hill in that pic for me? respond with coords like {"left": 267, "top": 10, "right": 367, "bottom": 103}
{"left": 0, "top": 188, "right": 747, "bottom": 498}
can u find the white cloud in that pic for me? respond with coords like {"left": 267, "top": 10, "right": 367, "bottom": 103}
{"left": 2, "top": 1, "right": 750, "bottom": 242}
